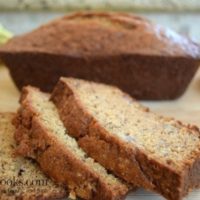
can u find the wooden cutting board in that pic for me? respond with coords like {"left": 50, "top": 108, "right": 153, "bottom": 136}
{"left": 0, "top": 65, "right": 200, "bottom": 200}
{"left": 0, "top": 66, "right": 20, "bottom": 112}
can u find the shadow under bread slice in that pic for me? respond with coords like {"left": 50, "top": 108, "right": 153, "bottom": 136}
{"left": 51, "top": 77, "right": 200, "bottom": 200}
{"left": 14, "top": 86, "right": 131, "bottom": 200}
{"left": 0, "top": 112, "right": 67, "bottom": 200}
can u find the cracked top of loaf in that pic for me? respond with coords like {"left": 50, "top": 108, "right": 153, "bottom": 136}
{"left": 1, "top": 12, "right": 200, "bottom": 58}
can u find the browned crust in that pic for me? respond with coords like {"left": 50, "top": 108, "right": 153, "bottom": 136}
{"left": 51, "top": 78, "right": 200, "bottom": 200}
{"left": 1, "top": 12, "right": 200, "bottom": 57}
{"left": 0, "top": 12, "right": 199, "bottom": 100}
{"left": 14, "top": 87, "right": 129, "bottom": 200}
{"left": 1, "top": 50, "right": 199, "bottom": 100}
{"left": 0, "top": 112, "right": 68, "bottom": 200}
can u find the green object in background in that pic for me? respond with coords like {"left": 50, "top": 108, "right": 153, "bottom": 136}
{"left": 0, "top": 25, "right": 12, "bottom": 66}
{"left": 0, "top": 25, "right": 12, "bottom": 45}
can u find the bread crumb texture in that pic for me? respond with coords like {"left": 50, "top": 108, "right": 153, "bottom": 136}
{"left": 64, "top": 78, "right": 200, "bottom": 169}
{"left": 30, "top": 88, "right": 126, "bottom": 188}
{"left": 0, "top": 113, "right": 67, "bottom": 200}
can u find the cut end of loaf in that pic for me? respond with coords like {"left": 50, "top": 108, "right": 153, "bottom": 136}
{"left": 0, "top": 112, "right": 67, "bottom": 200}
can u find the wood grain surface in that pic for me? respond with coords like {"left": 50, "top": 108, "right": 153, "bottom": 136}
{"left": 0, "top": 65, "right": 200, "bottom": 200}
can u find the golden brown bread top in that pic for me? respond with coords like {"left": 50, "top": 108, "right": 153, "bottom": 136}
{"left": 1, "top": 12, "right": 200, "bottom": 58}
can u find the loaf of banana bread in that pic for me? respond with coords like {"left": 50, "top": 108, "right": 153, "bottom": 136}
{"left": 0, "top": 112, "right": 67, "bottom": 200}
{"left": 0, "top": 12, "right": 200, "bottom": 100}
{"left": 51, "top": 77, "right": 200, "bottom": 200}
{"left": 14, "top": 86, "right": 131, "bottom": 200}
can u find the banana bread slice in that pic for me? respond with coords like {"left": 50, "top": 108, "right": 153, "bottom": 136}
{"left": 0, "top": 12, "right": 200, "bottom": 100}
{"left": 14, "top": 86, "right": 131, "bottom": 200}
{"left": 0, "top": 112, "right": 67, "bottom": 200}
{"left": 51, "top": 77, "right": 200, "bottom": 200}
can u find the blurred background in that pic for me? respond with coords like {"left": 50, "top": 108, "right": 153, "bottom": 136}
{"left": 0, "top": 0, "right": 200, "bottom": 43}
